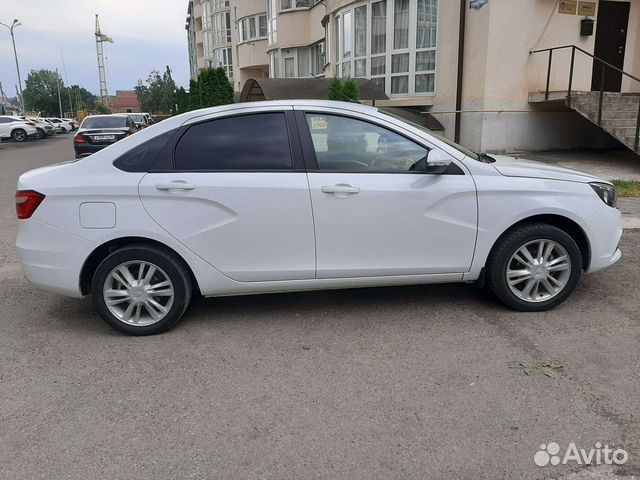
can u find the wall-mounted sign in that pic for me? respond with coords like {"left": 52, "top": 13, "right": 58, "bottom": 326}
{"left": 470, "top": 0, "right": 488, "bottom": 10}
{"left": 559, "top": 0, "right": 577, "bottom": 14}
{"left": 578, "top": 1, "right": 597, "bottom": 16}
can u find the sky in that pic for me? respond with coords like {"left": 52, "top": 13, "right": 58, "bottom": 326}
{"left": 0, "top": 0, "right": 191, "bottom": 99}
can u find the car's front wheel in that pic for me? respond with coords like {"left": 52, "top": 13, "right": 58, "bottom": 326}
{"left": 486, "top": 223, "right": 582, "bottom": 311}
{"left": 91, "top": 245, "right": 193, "bottom": 335}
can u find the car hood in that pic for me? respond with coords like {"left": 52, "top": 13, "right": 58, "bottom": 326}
{"left": 490, "top": 155, "right": 601, "bottom": 184}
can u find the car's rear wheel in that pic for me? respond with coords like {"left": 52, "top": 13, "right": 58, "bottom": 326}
{"left": 486, "top": 223, "right": 582, "bottom": 311}
{"left": 11, "top": 129, "right": 27, "bottom": 142}
{"left": 91, "top": 245, "right": 193, "bottom": 335}
{"left": 36, "top": 128, "right": 46, "bottom": 139}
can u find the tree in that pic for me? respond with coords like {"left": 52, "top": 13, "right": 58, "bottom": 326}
{"left": 188, "top": 79, "right": 200, "bottom": 111}
{"left": 198, "top": 68, "right": 233, "bottom": 108}
{"left": 135, "top": 66, "right": 178, "bottom": 114}
{"left": 23, "top": 69, "right": 64, "bottom": 115}
{"left": 342, "top": 78, "right": 360, "bottom": 102}
{"left": 328, "top": 77, "right": 344, "bottom": 101}
{"left": 22, "top": 69, "right": 100, "bottom": 116}
{"left": 175, "top": 87, "right": 190, "bottom": 114}
{"left": 328, "top": 77, "right": 359, "bottom": 102}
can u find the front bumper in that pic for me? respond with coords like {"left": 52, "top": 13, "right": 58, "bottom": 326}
{"left": 584, "top": 205, "right": 623, "bottom": 273}
{"left": 16, "top": 218, "right": 94, "bottom": 298}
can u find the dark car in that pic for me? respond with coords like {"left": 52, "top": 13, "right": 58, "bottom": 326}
{"left": 74, "top": 115, "right": 138, "bottom": 158}
{"left": 127, "top": 113, "right": 148, "bottom": 130}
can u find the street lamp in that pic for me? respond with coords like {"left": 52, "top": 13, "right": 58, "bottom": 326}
{"left": 0, "top": 19, "right": 24, "bottom": 114}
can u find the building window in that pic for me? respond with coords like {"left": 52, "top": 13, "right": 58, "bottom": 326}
{"left": 371, "top": 1, "right": 386, "bottom": 54}
{"left": 259, "top": 15, "right": 268, "bottom": 37}
{"left": 269, "top": 51, "right": 280, "bottom": 78}
{"left": 281, "top": 0, "right": 311, "bottom": 9}
{"left": 239, "top": 13, "right": 268, "bottom": 43}
{"left": 311, "top": 41, "right": 326, "bottom": 75}
{"left": 211, "top": 0, "right": 229, "bottom": 9}
{"left": 210, "top": 47, "right": 233, "bottom": 80}
{"left": 335, "top": 0, "right": 437, "bottom": 96}
{"left": 212, "top": 11, "right": 231, "bottom": 45}
{"left": 267, "top": 0, "right": 277, "bottom": 45}
{"left": 202, "top": 0, "right": 212, "bottom": 29}
{"left": 393, "top": 0, "right": 409, "bottom": 50}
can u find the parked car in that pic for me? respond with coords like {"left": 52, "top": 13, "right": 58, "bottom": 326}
{"left": 45, "top": 117, "right": 74, "bottom": 133}
{"left": 0, "top": 115, "right": 38, "bottom": 142}
{"left": 127, "top": 113, "right": 148, "bottom": 130}
{"left": 19, "top": 116, "right": 53, "bottom": 139}
{"left": 15, "top": 100, "right": 622, "bottom": 336}
{"left": 62, "top": 118, "right": 78, "bottom": 131}
{"left": 73, "top": 114, "right": 138, "bottom": 158}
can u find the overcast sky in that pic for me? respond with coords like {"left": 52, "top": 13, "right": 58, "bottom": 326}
{"left": 0, "top": 0, "right": 191, "bottom": 99}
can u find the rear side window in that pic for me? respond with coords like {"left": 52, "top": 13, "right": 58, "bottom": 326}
{"left": 113, "top": 130, "right": 175, "bottom": 172}
{"left": 174, "top": 113, "right": 292, "bottom": 171}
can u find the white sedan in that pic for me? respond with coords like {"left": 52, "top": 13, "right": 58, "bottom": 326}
{"left": 16, "top": 101, "right": 622, "bottom": 335}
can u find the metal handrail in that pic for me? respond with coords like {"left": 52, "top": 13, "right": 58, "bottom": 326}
{"left": 530, "top": 45, "right": 640, "bottom": 151}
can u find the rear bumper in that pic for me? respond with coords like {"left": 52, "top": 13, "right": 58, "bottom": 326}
{"left": 16, "top": 218, "right": 94, "bottom": 298}
{"left": 584, "top": 206, "right": 623, "bottom": 273}
{"left": 74, "top": 143, "right": 109, "bottom": 157}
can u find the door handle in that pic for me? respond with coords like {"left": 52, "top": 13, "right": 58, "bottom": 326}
{"left": 321, "top": 184, "right": 360, "bottom": 194}
{"left": 155, "top": 181, "right": 197, "bottom": 191}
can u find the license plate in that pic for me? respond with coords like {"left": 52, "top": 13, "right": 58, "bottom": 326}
{"left": 93, "top": 135, "right": 116, "bottom": 141}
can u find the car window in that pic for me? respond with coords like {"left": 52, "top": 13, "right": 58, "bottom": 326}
{"left": 174, "top": 113, "right": 292, "bottom": 171}
{"left": 114, "top": 130, "right": 175, "bottom": 172}
{"left": 305, "top": 113, "right": 428, "bottom": 172}
{"left": 81, "top": 116, "right": 127, "bottom": 129}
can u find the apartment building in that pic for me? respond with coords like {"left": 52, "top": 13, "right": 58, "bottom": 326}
{"left": 188, "top": 0, "right": 640, "bottom": 153}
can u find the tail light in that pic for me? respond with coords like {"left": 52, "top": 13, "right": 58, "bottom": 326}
{"left": 26, "top": 122, "right": 36, "bottom": 126}
{"left": 16, "top": 190, "right": 45, "bottom": 219}
{"left": 74, "top": 134, "right": 86, "bottom": 143}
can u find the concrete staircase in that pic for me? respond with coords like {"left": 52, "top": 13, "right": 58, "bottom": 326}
{"left": 530, "top": 90, "right": 640, "bottom": 153}
{"left": 569, "top": 92, "right": 640, "bottom": 152}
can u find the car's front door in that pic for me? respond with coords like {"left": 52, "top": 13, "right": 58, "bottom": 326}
{"left": 138, "top": 109, "right": 316, "bottom": 282}
{"left": 297, "top": 109, "right": 478, "bottom": 279}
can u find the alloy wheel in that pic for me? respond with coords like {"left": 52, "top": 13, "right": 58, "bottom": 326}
{"left": 506, "top": 239, "right": 572, "bottom": 303}
{"left": 13, "top": 130, "right": 26, "bottom": 142}
{"left": 103, "top": 261, "right": 175, "bottom": 326}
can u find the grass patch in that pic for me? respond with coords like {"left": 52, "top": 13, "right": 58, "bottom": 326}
{"left": 612, "top": 180, "right": 640, "bottom": 197}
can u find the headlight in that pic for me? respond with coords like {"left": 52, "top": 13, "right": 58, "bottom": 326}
{"left": 590, "top": 182, "right": 617, "bottom": 208}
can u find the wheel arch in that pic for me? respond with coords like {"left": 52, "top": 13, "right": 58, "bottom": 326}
{"left": 488, "top": 214, "right": 591, "bottom": 271}
{"left": 79, "top": 236, "right": 201, "bottom": 296}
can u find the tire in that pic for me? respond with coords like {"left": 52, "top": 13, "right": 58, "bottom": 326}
{"left": 11, "top": 129, "right": 27, "bottom": 142}
{"left": 91, "top": 244, "right": 193, "bottom": 335}
{"left": 36, "top": 128, "right": 46, "bottom": 139}
{"left": 486, "top": 223, "right": 582, "bottom": 311}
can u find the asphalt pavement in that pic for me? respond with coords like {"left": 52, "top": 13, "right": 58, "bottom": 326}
{"left": 1, "top": 135, "right": 639, "bottom": 479}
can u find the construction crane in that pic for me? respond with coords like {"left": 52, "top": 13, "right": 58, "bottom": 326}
{"left": 95, "top": 14, "right": 113, "bottom": 105}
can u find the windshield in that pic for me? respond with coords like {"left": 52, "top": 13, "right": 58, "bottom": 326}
{"left": 380, "top": 111, "right": 479, "bottom": 161}
{"left": 81, "top": 116, "right": 127, "bottom": 129}
{"left": 129, "top": 114, "right": 144, "bottom": 122}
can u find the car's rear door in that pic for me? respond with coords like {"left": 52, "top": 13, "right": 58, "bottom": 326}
{"left": 295, "top": 107, "right": 478, "bottom": 279}
{"left": 138, "top": 107, "right": 316, "bottom": 282}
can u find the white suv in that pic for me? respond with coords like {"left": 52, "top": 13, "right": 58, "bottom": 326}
{"left": 15, "top": 101, "right": 622, "bottom": 335}
{"left": 0, "top": 116, "right": 38, "bottom": 142}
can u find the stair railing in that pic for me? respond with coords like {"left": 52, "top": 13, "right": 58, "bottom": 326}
{"left": 530, "top": 45, "right": 640, "bottom": 151}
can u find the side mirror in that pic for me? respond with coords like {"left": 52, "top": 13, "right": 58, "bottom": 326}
{"left": 425, "top": 149, "right": 453, "bottom": 174}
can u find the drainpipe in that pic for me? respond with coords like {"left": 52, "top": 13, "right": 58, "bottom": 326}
{"left": 454, "top": 0, "right": 467, "bottom": 144}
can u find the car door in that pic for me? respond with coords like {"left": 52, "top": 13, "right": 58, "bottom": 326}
{"left": 0, "top": 118, "right": 10, "bottom": 138}
{"left": 138, "top": 108, "right": 316, "bottom": 282}
{"left": 296, "top": 108, "right": 478, "bottom": 279}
